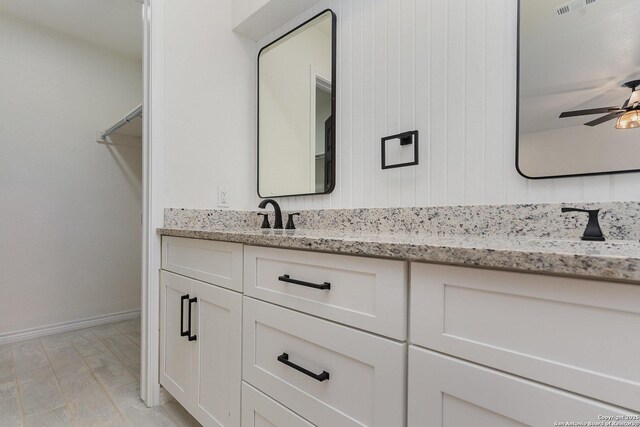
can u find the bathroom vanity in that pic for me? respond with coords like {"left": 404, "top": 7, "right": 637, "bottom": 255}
{"left": 157, "top": 211, "right": 640, "bottom": 427}
{"left": 140, "top": 0, "right": 640, "bottom": 424}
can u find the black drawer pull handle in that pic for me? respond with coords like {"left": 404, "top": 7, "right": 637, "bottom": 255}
{"left": 277, "top": 353, "right": 330, "bottom": 382}
{"left": 188, "top": 297, "right": 197, "bottom": 341}
{"left": 180, "top": 294, "right": 189, "bottom": 337}
{"left": 278, "top": 275, "right": 331, "bottom": 290}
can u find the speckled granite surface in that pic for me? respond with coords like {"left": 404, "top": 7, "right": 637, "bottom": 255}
{"left": 161, "top": 202, "right": 640, "bottom": 283}
{"left": 158, "top": 227, "right": 640, "bottom": 283}
{"left": 165, "top": 201, "right": 640, "bottom": 240}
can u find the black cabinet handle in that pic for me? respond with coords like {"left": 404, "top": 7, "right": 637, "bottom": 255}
{"left": 278, "top": 275, "right": 331, "bottom": 290}
{"left": 187, "top": 297, "right": 197, "bottom": 341}
{"left": 180, "top": 294, "right": 189, "bottom": 337}
{"left": 277, "top": 353, "right": 330, "bottom": 382}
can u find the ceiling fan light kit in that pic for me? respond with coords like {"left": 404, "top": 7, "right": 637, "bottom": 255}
{"left": 558, "top": 79, "right": 640, "bottom": 129}
{"left": 615, "top": 110, "right": 640, "bottom": 129}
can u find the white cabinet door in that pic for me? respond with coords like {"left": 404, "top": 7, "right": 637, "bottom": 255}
{"left": 242, "top": 382, "right": 315, "bottom": 427}
{"left": 160, "top": 270, "right": 243, "bottom": 427}
{"left": 408, "top": 346, "right": 639, "bottom": 427}
{"left": 160, "top": 271, "right": 193, "bottom": 407}
{"left": 191, "top": 279, "right": 242, "bottom": 427}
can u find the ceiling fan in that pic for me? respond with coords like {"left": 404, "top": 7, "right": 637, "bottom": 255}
{"left": 558, "top": 79, "right": 640, "bottom": 129}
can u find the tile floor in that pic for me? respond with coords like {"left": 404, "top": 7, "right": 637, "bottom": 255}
{"left": 0, "top": 318, "right": 201, "bottom": 426}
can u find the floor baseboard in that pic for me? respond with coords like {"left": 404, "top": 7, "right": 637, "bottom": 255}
{"left": 0, "top": 309, "right": 141, "bottom": 345}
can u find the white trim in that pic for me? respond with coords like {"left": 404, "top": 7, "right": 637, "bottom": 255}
{"left": 141, "top": 0, "right": 164, "bottom": 408}
{"left": 0, "top": 310, "right": 141, "bottom": 346}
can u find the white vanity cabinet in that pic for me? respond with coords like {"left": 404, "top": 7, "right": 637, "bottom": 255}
{"left": 408, "top": 347, "right": 636, "bottom": 426}
{"left": 159, "top": 235, "right": 640, "bottom": 426}
{"left": 409, "top": 262, "right": 640, "bottom": 422}
{"left": 160, "top": 239, "right": 243, "bottom": 427}
{"left": 242, "top": 245, "right": 408, "bottom": 427}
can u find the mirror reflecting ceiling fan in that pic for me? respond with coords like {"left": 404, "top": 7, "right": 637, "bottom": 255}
{"left": 558, "top": 79, "right": 640, "bottom": 129}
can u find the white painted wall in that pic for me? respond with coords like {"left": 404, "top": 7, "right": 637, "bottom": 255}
{"left": 261, "top": 0, "right": 640, "bottom": 211}
{"left": 162, "top": 0, "right": 256, "bottom": 210}
{"left": 0, "top": 13, "right": 142, "bottom": 335}
{"left": 162, "top": 0, "right": 640, "bottom": 212}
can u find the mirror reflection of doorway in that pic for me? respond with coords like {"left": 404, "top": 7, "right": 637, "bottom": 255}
{"left": 313, "top": 75, "right": 332, "bottom": 192}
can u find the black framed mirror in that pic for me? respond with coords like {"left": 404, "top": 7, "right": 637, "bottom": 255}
{"left": 257, "top": 9, "right": 336, "bottom": 198}
{"left": 517, "top": 0, "right": 640, "bottom": 179}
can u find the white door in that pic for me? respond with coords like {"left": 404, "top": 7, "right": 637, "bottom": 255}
{"left": 160, "top": 271, "right": 193, "bottom": 407}
{"left": 190, "top": 279, "right": 243, "bottom": 427}
{"left": 408, "top": 346, "right": 639, "bottom": 427}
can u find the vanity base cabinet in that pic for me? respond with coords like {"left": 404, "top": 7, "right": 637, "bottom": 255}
{"left": 242, "top": 382, "right": 314, "bottom": 427}
{"left": 410, "top": 262, "right": 640, "bottom": 412}
{"left": 242, "top": 297, "right": 406, "bottom": 427}
{"left": 408, "top": 346, "right": 637, "bottom": 427}
{"left": 160, "top": 271, "right": 242, "bottom": 427}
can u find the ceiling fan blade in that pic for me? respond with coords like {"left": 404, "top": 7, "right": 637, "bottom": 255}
{"left": 584, "top": 112, "right": 624, "bottom": 127}
{"left": 559, "top": 107, "right": 621, "bottom": 118}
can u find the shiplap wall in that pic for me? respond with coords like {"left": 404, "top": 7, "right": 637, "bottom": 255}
{"left": 254, "top": 0, "right": 639, "bottom": 211}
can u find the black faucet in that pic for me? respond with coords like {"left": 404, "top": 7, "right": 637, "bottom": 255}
{"left": 258, "top": 199, "right": 283, "bottom": 229}
{"left": 561, "top": 207, "right": 605, "bottom": 241}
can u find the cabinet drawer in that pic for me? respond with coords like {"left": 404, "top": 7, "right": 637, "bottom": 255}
{"left": 244, "top": 246, "right": 407, "bottom": 340}
{"left": 242, "top": 382, "right": 314, "bottom": 427}
{"left": 162, "top": 236, "right": 243, "bottom": 292}
{"left": 408, "top": 346, "right": 639, "bottom": 426}
{"left": 242, "top": 297, "right": 406, "bottom": 427}
{"left": 410, "top": 263, "right": 640, "bottom": 412}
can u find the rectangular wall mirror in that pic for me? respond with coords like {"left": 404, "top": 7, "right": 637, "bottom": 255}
{"left": 258, "top": 9, "right": 336, "bottom": 198}
{"left": 517, "top": 0, "right": 640, "bottom": 179}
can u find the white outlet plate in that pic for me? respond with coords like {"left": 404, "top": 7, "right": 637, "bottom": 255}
{"left": 217, "top": 187, "right": 230, "bottom": 208}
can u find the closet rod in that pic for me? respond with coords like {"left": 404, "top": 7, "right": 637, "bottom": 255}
{"left": 100, "top": 104, "right": 142, "bottom": 140}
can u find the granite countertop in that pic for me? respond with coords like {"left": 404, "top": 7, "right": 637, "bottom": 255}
{"left": 158, "top": 227, "right": 640, "bottom": 283}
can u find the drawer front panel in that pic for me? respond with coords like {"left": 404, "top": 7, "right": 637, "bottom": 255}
{"left": 162, "top": 236, "right": 243, "bottom": 291}
{"left": 410, "top": 263, "right": 640, "bottom": 411}
{"left": 243, "top": 297, "right": 406, "bottom": 427}
{"left": 244, "top": 246, "right": 407, "bottom": 340}
{"left": 408, "top": 347, "right": 639, "bottom": 426}
{"left": 242, "top": 382, "right": 314, "bottom": 427}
